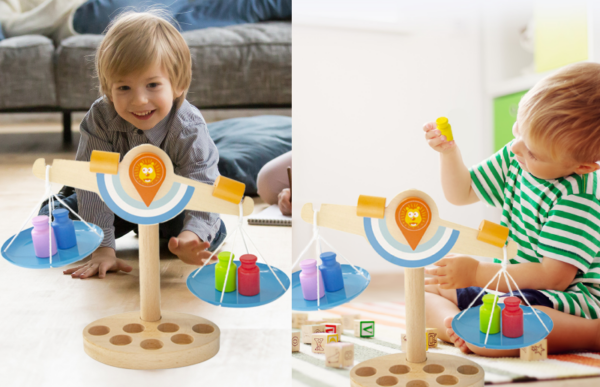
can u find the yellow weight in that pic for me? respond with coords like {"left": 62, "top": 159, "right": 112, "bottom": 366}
{"left": 213, "top": 175, "right": 245, "bottom": 204}
{"left": 477, "top": 220, "right": 509, "bottom": 248}
{"left": 90, "top": 150, "right": 120, "bottom": 175}
{"left": 356, "top": 195, "right": 386, "bottom": 219}
{"left": 436, "top": 116, "right": 454, "bottom": 142}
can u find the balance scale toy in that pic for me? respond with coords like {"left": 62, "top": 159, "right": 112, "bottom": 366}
{"left": 300, "top": 190, "right": 553, "bottom": 387}
{"left": 1, "top": 144, "right": 290, "bottom": 369}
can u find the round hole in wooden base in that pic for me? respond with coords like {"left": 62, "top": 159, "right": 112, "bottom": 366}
{"left": 355, "top": 367, "right": 377, "bottom": 377}
{"left": 350, "top": 353, "right": 484, "bottom": 387}
{"left": 83, "top": 310, "right": 219, "bottom": 369}
{"left": 88, "top": 325, "right": 110, "bottom": 336}
{"left": 457, "top": 365, "right": 479, "bottom": 375}
{"left": 192, "top": 324, "right": 215, "bottom": 334}
{"left": 423, "top": 364, "right": 444, "bottom": 374}
{"left": 110, "top": 335, "right": 132, "bottom": 346}
{"left": 389, "top": 365, "right": 410, "bottom": 375}
{"left": 172, "top": 334, "right": 194, "bottom": 345}
{"left": 376, "top": 376, "right": 398, "bottom": 386}
{"left": 141, "top": 339, "right": 163, "bottom": 350}
{"left": 123, "top": 324, "right": 144, "bottom": 333}
{"left": 437, "top": 375, "right": 459, "bottom": 385}
{"left": 157, "top": 323, "right": 179, "bottom": 333}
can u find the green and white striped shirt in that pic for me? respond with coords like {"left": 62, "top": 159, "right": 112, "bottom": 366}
{"left": 470, "top": 142, "right": 600, "bottom": 319}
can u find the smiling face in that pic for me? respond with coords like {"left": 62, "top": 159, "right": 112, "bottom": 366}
{"left": 404, "top": 205, "right": 422, "bottom": 228}
{"left": 510, "top": 119, "right": 583, "bottom": 180}
{"left": 110, "top": 61, "right": 182, "bottom": 130}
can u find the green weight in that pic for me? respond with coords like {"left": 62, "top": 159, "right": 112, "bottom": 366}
{"left": 215, "top": 251, "right": 237, "bottom": 292}
{"left": 480, "top": 294, "right": 501, "bottom": 334}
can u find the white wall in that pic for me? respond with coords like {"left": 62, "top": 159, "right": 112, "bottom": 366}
{"left": 292, "top": 1, "right": 489, "bottom": 274}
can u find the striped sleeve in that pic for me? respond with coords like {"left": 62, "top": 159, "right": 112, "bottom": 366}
{"left": 75, "top": 104, "right": 117, "bottom": 249}
{"left": 537, "top": 194, "right": 600, "bottom": 273}
{"left": 468, "top": 143, "right": 512, "bottom": 207}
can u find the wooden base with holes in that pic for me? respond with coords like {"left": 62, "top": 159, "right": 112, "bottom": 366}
{"left": 350, "top": 352, "right": 484, "bottom": 387}
{"left": 83, "top": 311, "right": 220, "bottom": 369}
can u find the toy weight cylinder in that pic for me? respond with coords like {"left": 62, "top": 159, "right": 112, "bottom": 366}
{"left": 502, "top": 296, "right": 524, "bottom": 338}
{"left": 90, "top": 150, "right": 120, "bottom": 175}
{"left": 318, "top": 252, "right": 344, "bottom": 292}
{"left": 31, "top": 215, "right": 57, "bottom": 258}
{"left": 477, "top": 220, "right": 509, "bottom": 248}
{"left": 356, "top": 195, "right": 386, "bottom": 219}
{"left": 215, "top": 252, "right": 237, "bottom": 292}
{"left": 436, "top": 117, "right": 454, "bottom": 142}
{"left": 480, "top": 294, "right": 501, "bottom": 334}
{"left": 299, "top": 259, "right": 325, "bottom": 300}
{"left": 213, "top": 176, "right": 245, "bottom": 204}
{"left": 238, "top": 254, "right": 260, "bottom": 296}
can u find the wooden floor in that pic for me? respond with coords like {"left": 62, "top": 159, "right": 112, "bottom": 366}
{"left": 0, "top": 114, "right": 291, "bottom": 386}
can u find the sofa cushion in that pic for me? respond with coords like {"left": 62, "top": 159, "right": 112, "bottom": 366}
{"left": 0, "top": 35, "right": 57, "bottom": 109}
{"left": 56, "top": 22, "right": 291, "bottom": 110}
{"left": 208, "top": 115, "right": 291, "bottom": 196}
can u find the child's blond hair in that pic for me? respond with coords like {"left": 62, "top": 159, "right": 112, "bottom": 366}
{"left": 518, "top": 62, "right": 600, "bottom": 163}
{"left": 95, "top": 10, "right": 191, "bottom": 110}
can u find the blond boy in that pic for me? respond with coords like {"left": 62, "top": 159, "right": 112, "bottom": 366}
{"left": 424, "top": 62, "right": 600, "bottom": 356}
{"left": 46, "top": 11, "right": 225, "bottom": 278}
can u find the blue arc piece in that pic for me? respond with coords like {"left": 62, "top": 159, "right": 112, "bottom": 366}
{"left": 187, "top": 262, "right": 290, "bottom": 308}
{"left": 292, "top": 264, "right": 371, "bottom": 311}
{"left": 452, "top": 304, "right": 553, "bottom": 350}
{"left": 1, "top": 222, "right": 104, "bottom": 269}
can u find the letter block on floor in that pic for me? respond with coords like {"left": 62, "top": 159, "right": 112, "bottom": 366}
{"left": 325, "top": 342, "right": 354, "bottom": 368}
{"left": 302, "top": 324, "right": 326, "bottom": 344}
{"left": 292, "top": 331, "right": 301, "bottom": 352}
{"left": 354, "top": 320, "right": 375, "bottom": 338}
{"left": 520, "top": 339, "right": 547, "bottom": 361}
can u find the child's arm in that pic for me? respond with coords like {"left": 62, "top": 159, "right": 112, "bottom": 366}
{"left": 423, "top": 122, "right": 479, "bottom": 205}
{"left": 168, "top": 113, "right": 222, "bottom": 264}
{"left": 425, "top": 254, "right": 579, "bottom": 292}
{"left": 63, "top": 247, "right": 132, "bottom": 279}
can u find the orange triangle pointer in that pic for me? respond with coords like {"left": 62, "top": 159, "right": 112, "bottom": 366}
{"left": 394, "top": 197, "right": 432, "bottom": 250}
{"left": 129, "top": 153, "right": 166, "bottom": 207}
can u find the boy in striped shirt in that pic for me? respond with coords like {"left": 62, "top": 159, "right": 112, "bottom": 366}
{"left": 423, "top": 62, "right": 600, "bottom": 357}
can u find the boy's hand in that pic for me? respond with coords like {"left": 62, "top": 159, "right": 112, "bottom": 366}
{"left": 423, "top": 122, "right": 456, "bottom": 153}
{"left": 168, "top": 230, "right": 216, "bottom": 266}
{"left": 63, "top": 247, "right": 132, "bottom": 279}
{"left": 278, "top": 188, "right": 291, "bottom": 216}
{"left": 424, "top": 254, "right": 479, "bottom": 289}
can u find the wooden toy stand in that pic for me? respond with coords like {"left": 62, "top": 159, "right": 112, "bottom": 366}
{"left": 32, "top": 144, "right": 253, "bottom": 369}
{"left": 301, "top": 190, "right": 518, "bottom": 387}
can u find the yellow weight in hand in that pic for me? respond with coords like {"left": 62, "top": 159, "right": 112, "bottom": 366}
{"left": 436, "top": 117, "right": 454, "bottom": 142}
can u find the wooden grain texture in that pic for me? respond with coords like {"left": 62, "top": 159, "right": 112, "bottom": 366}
{"left": 301, "top": 189, "right": 519, "bottom": 260}
{"left": 350, "top": 352, "right": 484, "bottom": 387}
{"left": 139, "top": 224, "right": 161, "bottom": 322}
{"left": 83, "top": 310, "right": 219, "bottom": 369}
{"left": 405, "top": 268, "right": 426, "bottom": 363}
{"left": 33, "top": 158, "right": 99, "bottom": 193}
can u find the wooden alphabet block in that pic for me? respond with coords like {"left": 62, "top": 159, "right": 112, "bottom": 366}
{"left": 401, "top": 333, "right": 429, "bottom": 351}
{"left": 292, "top": 331, "right": 301, "bottom": 352}
{"left": 520, "top": 339, "right": 547, "bottom": 361}
{"left": 302, "top": 324, "right": 326, "bottom": 344}
{"left": 426, "top": 328, "right": 438, "bottom": 348}
{"left": 292, "top": 313, "right": 308, "bottom": 328}
{"left": 354, "top": 320, "right": 375, "bottom": 338}
{"left": 311, "top": 333, "right": 339, "bottom": 353}
{"left": 342, "top": 314, "right": 360, "bottom": 329}
{"left": 325, "top": 323, "right": 342, "bottom": 334}
{"left": 323, "top": 317, "right": 343, "bottom": 325}
{"left": 325, "top": 342, "right": 354, "bottom": 368}
{"left": 304, "top": 319, "right": 326, "bottom": 326}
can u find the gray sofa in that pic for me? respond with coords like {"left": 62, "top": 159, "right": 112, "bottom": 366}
{"left": 0, "top": 21, "right": 291, "bottom": 144}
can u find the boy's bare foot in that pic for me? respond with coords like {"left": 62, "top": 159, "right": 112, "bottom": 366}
{"left": 443, "top": 316, "right": 473, "bottom": 354}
